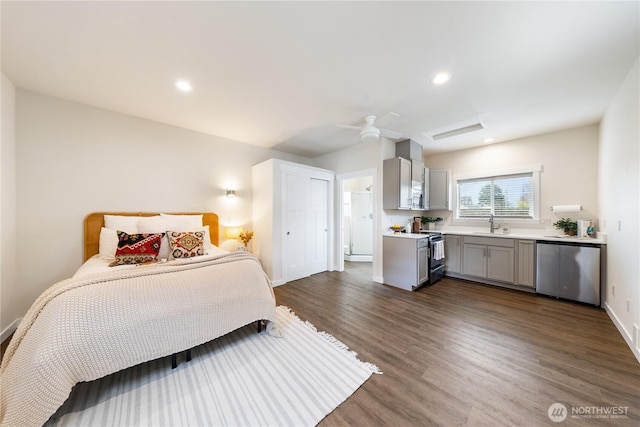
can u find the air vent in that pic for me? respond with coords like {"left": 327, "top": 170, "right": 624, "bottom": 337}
{"left": 429, "top": 122, "right": 485, "bottom": 140}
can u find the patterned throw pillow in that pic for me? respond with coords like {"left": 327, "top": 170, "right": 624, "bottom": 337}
{"left": 109, "top": 231, "right": 163, "bottom": 267}
{"left": 167, "top": 231, "right": 206, "bottom": 259}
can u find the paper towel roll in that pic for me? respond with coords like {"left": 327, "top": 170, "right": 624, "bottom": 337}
{"left": 551, "top": 204, "right": 582, "bottom": 213}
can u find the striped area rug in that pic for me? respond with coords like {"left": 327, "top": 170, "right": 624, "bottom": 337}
{"left": 45, "top": 306, "right": 381, "bottom": 426}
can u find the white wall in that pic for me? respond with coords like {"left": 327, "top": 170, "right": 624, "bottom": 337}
{"left": 599, "top": 57, "right": 639, "bottom": 360}
{"left": 425, "top": 124, "right": 600, "bottom": 234}
{"left": 10, "top": 90, "right": 307, "bottom": 329}
{"left": 1, "top": 73, "right": 18, "bottom": 340}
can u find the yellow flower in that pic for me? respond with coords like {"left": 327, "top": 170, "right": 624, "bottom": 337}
{"left": 238, "top": 230, "right": 254, "bottom": 247}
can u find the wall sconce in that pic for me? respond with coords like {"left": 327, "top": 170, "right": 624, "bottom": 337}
{"left": 226, "top": 189, "right": 237, "bottom": 198}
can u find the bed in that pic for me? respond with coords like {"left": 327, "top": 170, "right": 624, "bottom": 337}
{"left": 0, "top": 212, "right": 277, "bottom": 427}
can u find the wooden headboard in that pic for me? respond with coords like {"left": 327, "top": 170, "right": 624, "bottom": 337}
{"left": 84, "top": 212, "right": 219, "bottom": 262}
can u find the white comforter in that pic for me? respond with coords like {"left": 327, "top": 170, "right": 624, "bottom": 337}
{"left": 0, "top": 251, "right": 276, "bottom": 427}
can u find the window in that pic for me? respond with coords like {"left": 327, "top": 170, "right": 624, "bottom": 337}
{"left": 458, "top": 173, "right": 534, "bottom": 219}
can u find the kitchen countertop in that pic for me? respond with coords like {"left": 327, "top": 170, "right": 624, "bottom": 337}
{"left": 385, "top": 232, "right": 433, "bottom": 240}
{"left": 384, "top": 230, "right": 606, "bottom": 244}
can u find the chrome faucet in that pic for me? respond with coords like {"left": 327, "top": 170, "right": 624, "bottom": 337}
{"left": 489, "top": 214, "right": 500, "bottom": 233}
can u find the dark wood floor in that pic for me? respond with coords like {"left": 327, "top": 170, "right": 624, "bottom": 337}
{"left": 274, "top": 262, "right": 640, "bottom": 427}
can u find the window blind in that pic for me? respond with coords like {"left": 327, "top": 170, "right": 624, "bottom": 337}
{"left": 458, "top": 173, "right": 533, "bottom": 218}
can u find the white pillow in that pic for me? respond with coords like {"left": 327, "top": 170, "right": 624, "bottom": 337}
{"left": 201, "top": 225, "right": 215, "bottom": 250}
{"left": 99, "top": 216, "right": 214, "bottom": 261}
{"left": 98, "top": 227, "right": 119, "bottom": 261}
{"left": 159, "top": 213, "right": 203, "bottom": 228}
{"left": 103, "top": 215, "right": 145, "bottom": 233}
{"left": 137, "top": 216, "right": 192, "bottom": 233}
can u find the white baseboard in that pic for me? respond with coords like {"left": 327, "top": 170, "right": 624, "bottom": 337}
{"left": 271, "top": 279, "right": 285, "bottom": 287}
{"left": 1, "top": 318, "right": 22, "bottom": 343}
{"left": 604, "top": 302, "right": 640, "bottom": 363}
{"left": 344, "top": 255, "right": 372, "bottom": 262}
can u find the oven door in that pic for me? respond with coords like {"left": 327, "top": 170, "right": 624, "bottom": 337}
{"left": 429, "top": 237, "right": 445, "bottom": 284}
{"left": 430, "top": 264, "right": 445, "bottom": 284}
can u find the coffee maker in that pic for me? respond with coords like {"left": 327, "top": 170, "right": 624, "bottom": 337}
{"left": 412, "top": 216, "right": 421, "bottom": 233}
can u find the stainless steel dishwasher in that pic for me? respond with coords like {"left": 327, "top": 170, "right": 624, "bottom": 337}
{"left": 536, "top": 241, "right": 603, "bottom": 306}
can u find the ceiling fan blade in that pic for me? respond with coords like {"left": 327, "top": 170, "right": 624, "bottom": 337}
{"left": 376, "top": 111, "right": 400, "bottom": 122}
{"left": 335, "top": 124, "right": 362, "bottom": 131}
{"left": 379, "top": 128, "right": 404, "bottom": 139}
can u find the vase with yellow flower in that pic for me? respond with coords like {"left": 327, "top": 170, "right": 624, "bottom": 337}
{"left": 238, "top": 230, "right": 254, "bottom": 251}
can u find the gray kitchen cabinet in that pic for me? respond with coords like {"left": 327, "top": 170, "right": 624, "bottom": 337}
{"left": 444, "top": 234, "right": 461, "bottom": 274}
{"left": 462, "top": 243, "right": 487, "bottom": 278}
{"left": 487, "top": 246, "right": 515, "bottom": 283}
{"left": 462, "top": 236, "right": 515, "bottom": 284}
{"left": 418, "top": 245, "right": 429, "bottom": 284}
{"left": 383, "top": 157, "right": 412, "bottom": 210}
{"left": 516, "top": 240, "right": 536, "bottom": 288}
{"left": 429, "top": 169, "right": 450, "bottom": 210}
{"left": 383, "top": 235, "right": 429, "bottom": 291}
{"left": 410, "top": 160, "right": 426, "bottom": 210}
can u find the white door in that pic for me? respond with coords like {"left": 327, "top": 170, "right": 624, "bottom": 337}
{"left": 284, "top": 174, "right": 311, "bottom": 282}
{"left": 284, "top": 175, "right": 329, "bottom": 282}
{"left": 350, "top": 192, "right": 373, "bottom": 255}
{"left": 308, "top": 178, "right": 328, "bottom": 275}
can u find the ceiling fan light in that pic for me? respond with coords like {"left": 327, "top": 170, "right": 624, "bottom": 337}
{"left": 360, "top": 128, "right": 380, "bottom": 142}
{"left": 430, "top": 72, "right": 450, "bottom": 85}
{"left": 175, "top": 80, "right": 192, "bottom": 92}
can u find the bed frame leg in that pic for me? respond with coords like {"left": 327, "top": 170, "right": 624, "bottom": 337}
{"left": 171, "top": 350, "right": 192, "bottom": 369}
{"left": 257, "top": 320, "right": 263, "bottom": 333}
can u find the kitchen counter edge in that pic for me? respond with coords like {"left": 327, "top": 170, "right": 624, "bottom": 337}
{"left": 384, "top": 231, "right": 606, "bottom": 244}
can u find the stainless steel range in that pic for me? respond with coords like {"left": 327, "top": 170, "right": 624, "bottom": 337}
{"left": 421, "top": 232, "right": 445, "bottom": 286}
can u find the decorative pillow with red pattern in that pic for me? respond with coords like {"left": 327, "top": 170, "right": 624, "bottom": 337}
{"left": 109, "top": 231, "right": 163, "bottom": 267}
{"left": 167, "top": 230, "right": 206, "bottom": 259}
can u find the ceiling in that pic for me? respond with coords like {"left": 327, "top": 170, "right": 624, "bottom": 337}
{"left": 2, "top": 1, "right": 638, "bottom": 158}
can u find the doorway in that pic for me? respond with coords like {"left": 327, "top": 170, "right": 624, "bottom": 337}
{"left": 343, "top": 180, "right": 373, "bottom": 262}
{"left": 338, "top": 170, "right": 376, "bottom": 279}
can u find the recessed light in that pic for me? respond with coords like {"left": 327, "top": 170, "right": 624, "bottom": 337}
{"left": 430, "top": 72, "right": 450, "bottom": 85}
{"left": 483, "top": 137, "right": 495, "bottom": 143}
{"left": 175, "top": 80, "right": 192, "bottom": 92}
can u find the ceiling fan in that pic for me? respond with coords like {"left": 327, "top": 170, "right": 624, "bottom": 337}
{"left": 337, "top": 114, "right": 404, "bottom": 142}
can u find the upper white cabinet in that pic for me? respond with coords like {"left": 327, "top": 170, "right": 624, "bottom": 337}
{"left": 429, "top": 169, "right": 451, "bottom": 210}
{"left": 384, "top": 140, "right": 427, "bottom": 211}
{"left": 383, "top": 157, "right": 412, "bottom": 210}
{"left": 384, "top": 157, "right": 427, "bottom": 210}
